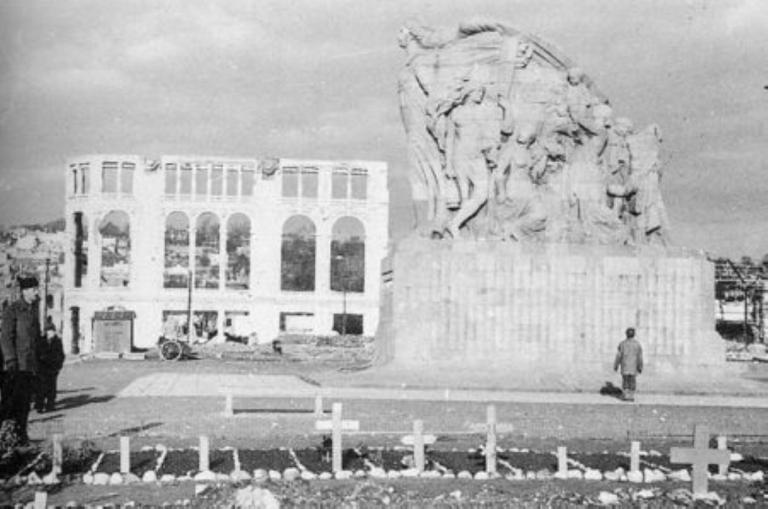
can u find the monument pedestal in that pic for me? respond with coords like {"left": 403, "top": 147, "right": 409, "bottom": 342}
{"left": 376, "top": 238, "right": 725, "bottom": 374}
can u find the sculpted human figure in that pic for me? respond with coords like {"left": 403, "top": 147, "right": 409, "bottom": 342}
{"left": 565, "top": 67, "right": 602, "bottom": 137}
{"left": 605, "top": 117, "right": 634, "bottom": 219}
{"left": 430, "top": 84, "right": 503, "bottom": 238}
{"left": 626, "top": 124, "right": 669, "bottom": 244}
{"left": 398, "top": 24, "right": 452, "bottom": 233}
{"left": 565, "top": 104, "right": 628, "bottom": 242}
{"left": 492, "top": 123, "right": 548, "bottom": 240}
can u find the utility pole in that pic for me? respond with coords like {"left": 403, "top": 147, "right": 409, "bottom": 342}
{"left": 187, "top": 268, "right": 193, "bottom": 342}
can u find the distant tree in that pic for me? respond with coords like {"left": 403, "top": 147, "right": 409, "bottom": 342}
{"left": 740, "top": 255, "right": 753, "bottom": 266}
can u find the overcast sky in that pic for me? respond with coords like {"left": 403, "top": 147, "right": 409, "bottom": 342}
{"left": 0, "top": 0, "right": 766, "bottom": 259}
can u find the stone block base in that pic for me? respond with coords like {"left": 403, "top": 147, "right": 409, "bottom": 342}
{"left": 375, "top": 238, "right": 725, "bottom": 373}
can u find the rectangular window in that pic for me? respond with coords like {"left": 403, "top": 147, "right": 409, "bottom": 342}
{"left": 241, "top": 169, "right": 254, "bottom": 196}
{"left": 282, "top": 167, "right": 299, "bottom": 197}
{"left": 226, "top": 169, "right": 239, "bottom": 196}
{"left": 102, "top": 162, "right": 119, "bottom": 193}
{"left": 279, "top": 312, "right": 314, "bottom": 333}
{"left": 80, "top": 164, "right": 90, "bottom": 194}
{"left": 301, "top": 167, "right": 318, "bottom": 198}
{"left": 332, "top": 168, "right": 348, "bottom": 199}
{"left": 164, "top": 164, "right": 177, "bottom": 194}
{"left": 350, "top": 169, "right": 367, "bottom": 199}
{"left": 195, "top": 167, "right": 208, "bottom": 196}
{"left": 120, "top": 162, "right": 135, "bottom": 194}
{"left": 179, "top": 165, "right": 193, "bottom": 194}
{"left": 332, "top": 313, "right": 363, "bottom": 336}
{"left": 211, "top": 165, "right": 223, "bottom": 196}
{"left": 72, "top": 167, "right": 78, "bottom": 195}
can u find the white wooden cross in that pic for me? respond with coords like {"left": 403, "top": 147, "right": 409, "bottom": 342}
{"left": 51, "top": 433, "right": 63, "bottom": 481}
{"left": 670, "top": 425, "right": 730, "bottom": 497}
{"left": 401, "top": 420, "right": 436, "bottom": 473}
{"left": 557, "top": 446, "right": 568, "bottom": 476}
{"left": 315, "top": 402, "right": 359, "bottom": 473}
{"left": 717, "top": 435, "right": 728, "bottom": 476}
{"left": 120, "top": 436, "right": 130, "bottom": 474}
{"left": 199, "top": 436, "right": 210, "bottom": 472}
{"left": 630, "top": 440, "right": 641, "bottom": 473}
{"left": 486, "top": 405, "right": 497, "bottom": 475}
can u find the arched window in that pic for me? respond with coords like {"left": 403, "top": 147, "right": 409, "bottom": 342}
{"left": 164, "top": 212, "right": 190, "bottom": 288}
{"left": 281, "top": 215, "right": 316, "bottom": 292}
{"left": 330, "top": 217, "right": 365, "bottom": 293}
{"left": 195, "top": 213, "right": 220, "bottom": 289}
{"left": 226, "top": 213, "right": 250, "bottom": 290}
{"left": 99, "top": 210, "right": 130, "bottom": 287}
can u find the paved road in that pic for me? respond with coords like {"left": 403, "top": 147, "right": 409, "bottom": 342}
{"left": 119, "top": 372, "right": 768, "bottom": 408}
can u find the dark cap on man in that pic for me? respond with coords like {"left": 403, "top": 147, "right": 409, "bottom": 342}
{"left": 18, "top": 276, "right": 39, "bottom": 289}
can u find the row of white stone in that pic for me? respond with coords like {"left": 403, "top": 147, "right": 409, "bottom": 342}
{"left": 7, "top": 443, "right": 763, "bottom": 488}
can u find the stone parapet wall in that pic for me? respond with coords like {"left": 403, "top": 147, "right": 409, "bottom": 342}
{"left": 376, "top": 238, "right": 724, "bottom": 372}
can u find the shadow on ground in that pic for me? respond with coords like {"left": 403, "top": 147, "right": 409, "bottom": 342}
{"left": 107, "top": 422, "right": 163, "bottom": 437}
{"left": 599, "top": 381, "right": 624, "bottom": 400}
{"left": 53, "top": 393, "right": 114, "bottom": 411}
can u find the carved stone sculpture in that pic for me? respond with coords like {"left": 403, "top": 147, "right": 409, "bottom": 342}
{"left": 397, "top": 20, "right": 670, "bottom": 245}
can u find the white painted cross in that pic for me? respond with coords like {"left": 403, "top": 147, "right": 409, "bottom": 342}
{"left": 199, "top": 436, "right": 210, "bottom": 472}
{"left": 557, "top": 446, "right": 568, "bottom": 476}
{"left": 315, "top": 402, "right": 359, "bottom": 473}
{"left": 486, "top": 405, "right": 497, "bottom": 475}
{"left": 400, "top": 420, "right": 436, "bottom": 473}
{"left": 630, "top": 441, "right": 641, "bottom": 474}
{"left": 120, "top": 436, "right": 130, "bottom": 474}
{"left": 670, "top": 425, "right": 730, "bottom": 497}
{"left": 717, "top": 435, "right": 728, "bottom": 476}
{"left": 52, "top": 433, "right": 63, "bottom": 480}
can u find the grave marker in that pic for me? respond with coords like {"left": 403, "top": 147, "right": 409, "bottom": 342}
{"left": 413, "top": 420, "right": 425, "bottom": 472}
{"left": 314, "top": 394, "right": 324, "bottom": 418}
{"left": 120, "top": 436, "right": 130, "bottom": 474}
{"left": 630, "top": 441, "right": 641, "bottom": 473}
{"left": 557, "top": 446, "right": 568, "bottom": 476}
{"left": 486, "top": 405, "right": 497, "bottom": 475}
{"left": 401, "top": 420, "right": 437, "bottom": 474}
{"left": 315, "top": 402, "right": 359, "bottom": 473}
{"left": 199, "top": 436, "right": 210, "bottom": 472}
{"left": 717, "top": 435, "right": 729, "bottom": 476}
{"left": 670, "top": 425, "right": 730, "bottom": 497}
{"left": 224, "top": 393, "right": 234, "bottom": 417}
{"left": 52, "top": 433, "right": 63, "bottom": 479}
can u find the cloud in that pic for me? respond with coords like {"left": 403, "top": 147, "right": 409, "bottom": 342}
{"left": 724, "top": 0, "right": 768, "bottom": 34}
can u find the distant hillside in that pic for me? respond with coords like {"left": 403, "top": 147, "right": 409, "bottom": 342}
{"left": 9, "top": 217, "right": 66, "bottom": 233}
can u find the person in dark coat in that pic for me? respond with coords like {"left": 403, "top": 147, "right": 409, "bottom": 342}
{"left": 0, "top": 276, "right": 41, "bottom": 444}
{"left": 613, "top": 327, "right": 644, "bottom": 401}
{"left": 35, "top": 322, "right": 65, "bottom": 413}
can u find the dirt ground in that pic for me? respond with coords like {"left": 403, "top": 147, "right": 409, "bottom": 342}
{"left": 3, "top": 350, "right": 768, "bottom": 506}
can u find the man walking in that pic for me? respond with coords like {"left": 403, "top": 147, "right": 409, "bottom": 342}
{"left": 614, "top": 327, "right": 643, "bottom": 401}
{"left": 0, "top": 276, "right": 41, "bottom": 444}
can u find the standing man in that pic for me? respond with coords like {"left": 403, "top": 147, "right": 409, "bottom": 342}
{"left": 614, "top": 327, "right": 644, "bottom": 401}
{"left": 0, "top": 276, "right": 41, "bottom": 444}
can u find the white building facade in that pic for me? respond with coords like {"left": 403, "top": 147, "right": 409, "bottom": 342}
{"left": 63, "top": 154, "right": 389, "bottom": 353}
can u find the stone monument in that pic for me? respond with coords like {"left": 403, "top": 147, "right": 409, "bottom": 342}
{"left": 376, "top": 20, "right": 724, "bottom": 374}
